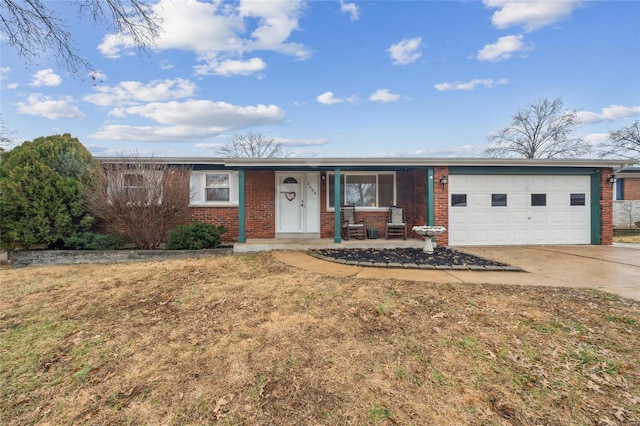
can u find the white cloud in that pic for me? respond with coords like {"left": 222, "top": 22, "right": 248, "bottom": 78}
{"left": 583, "top": 133, "right": 609, "bottom": 147}
{"left": 89, "top": 70, "right": 107, "bottom": 82}
{"left": 1, "top": 67, "right": 17, "bottom": 89}
{"left": 0, "top": 66, "right": 10, "bottom": 80}
{"left": 29, "top": 69, "right": 62, "bottom": 87}
{"left": 316, "top": 92, "right": 357, "bottom": 105}
{"left": 434, "top": 78, "right": 508, "bottom": 91}
{"left": 317, "top": 91, "right": 343, "bottom": 105}
{"left": 577, "top": 105, "right": 640, "bottom": 124}
{"left": 483, "top": 0, "right": 581, "bottom": 32}
{"left": 276, "top": 137, "right": 330, "bottom": 147}
{"left": 159, "top": 60, "right": 174, "bottom": 70}
{"left": 84, "top": 78, "right": 197, "bottom": 107}
{"left": 477, "top": 35, "right": 532, "bottom": 61}
{"left": 91, "top": 99, "right": 285, "bottom": 141}
{"left": 369, "top": 89, "right": 401, "bottom": 103}
{"left": 194, "top": 57, "right": 266, "bottom": 76}
{"left": 387, "top": 37, "right": 423, "bottom": 65}
{"left": 340, "top": 0, "right": 360, "bottom": 21}
{"left": 414, "top": 144, "right": 485, "bottom": 157}
{"left": 194, "top": 143, "right": 225, "bottom": 150}
{"left": 98, "top": 0, "right": 309, "bottom": 75}
{"left": 17, "top": 94, "right": 85, "bottom": 119}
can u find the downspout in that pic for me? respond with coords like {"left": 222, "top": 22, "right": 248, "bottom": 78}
{"left": 238, "top": 168, "right": 246, "bottom": 243}
{"left": 334, "top": 168, "right": 341, "bottom": 243}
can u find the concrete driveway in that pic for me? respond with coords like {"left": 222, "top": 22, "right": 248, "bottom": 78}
{"left": 272, "top": 245, "right": 640, "bottom": 302}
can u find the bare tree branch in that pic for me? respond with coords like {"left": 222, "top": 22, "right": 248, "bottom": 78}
{"left": 83, "top": 153, "right": 191, "bottom": 249}
{"left": 484, "top": 97, "right": 590, "bottom": 159}
{"left": 0, "top": 0, "right": 159, "bottom": 75}
{"left": 0, "top": 114, "right": 18, "bottom": 152}
{"left": 597, "top": 120, "right": 640, "bottom": 162}
{"left": 216, "top": 132, "right": 290, "bottom": 158}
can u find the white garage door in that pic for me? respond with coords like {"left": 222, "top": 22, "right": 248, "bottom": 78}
{"left": 448, "top": 175, "right": 591, "bottom": 245}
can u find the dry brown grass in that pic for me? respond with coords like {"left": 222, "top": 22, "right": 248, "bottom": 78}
{"left": 614, "top": 234, "right": 640, "bottom": 244}
{"left": 1, "top": 253, "right": 639, "bottom": 425}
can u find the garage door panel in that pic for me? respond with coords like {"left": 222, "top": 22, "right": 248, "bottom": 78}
{"left": 471, "top": 229, "right": 489, "bottom": 244}
{"left": 470, "top": 211, "right": 489, "bottom": 224}
{"left": 492, "top": 211, "right": 509, "bottom": 225}
{"left": 550, "top": 210, "right": 568, "bottom": 224}
{"left": 530, "top": 229, "right": 549, "bottom": 244}
{"left": 528, "top": 177, "right": 550, "bottom": 191}
{"left": 510, "top": 211, "right": 529, "bottom": 225}
{"left": 570, "top": 210, "right": 589, "bottom": 221}
{"left": 511, "top": 229, "right": 529, "bottom": 244}
{"left": 449, "top": 175, "right": 591, "bottom": 245}
{"left": 507, "top": 193, "right": 527, "bottom": 207}
{"left": 549, "top": 193, "right": 565, "bottom": 205}
{"left": 468, "top": 193, "right": 487, "bottom": 206}
{"left": 508, "top": 176, "right": 527, "bottom": 191}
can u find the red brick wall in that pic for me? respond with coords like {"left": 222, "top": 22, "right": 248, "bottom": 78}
{"left": 623, "top": 177, "right": 640, "bottom": 200}
{"left": 188, "top": 207, "right": 239, "bottom": 242}
{"left": 600, "top": 168, "right": 613, "bottom": 245}
{"left": 433, "top": 166, "right": 449, "bottom": 246}
{"left": 245, "top": 170, "right": 276, "bottom": 238}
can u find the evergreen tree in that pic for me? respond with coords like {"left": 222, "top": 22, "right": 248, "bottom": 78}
{"left": 0, "top": 134, "right": 95, "bottom": 250}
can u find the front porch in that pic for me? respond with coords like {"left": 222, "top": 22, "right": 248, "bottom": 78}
{"left": 233, "top": 237, "right": 425, "bottom": 253}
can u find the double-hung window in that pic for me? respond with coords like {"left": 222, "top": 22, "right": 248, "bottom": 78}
{"left": 204, "top": 173, "right": 230, "bottom": 202}
{"left": 124, "top": 172, "right": 145, "bottom": 202}
{"left": 107, "top": 170, "right": 162, "bottom": 205}
{"left": 328, "top": 172, "right": 395, "bottom": 209}
{"left": 190, "top": 171, "right": 239, "bottom": 206}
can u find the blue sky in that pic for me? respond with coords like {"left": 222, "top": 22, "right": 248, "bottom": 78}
{"left": 1, "top": 0, "right": 639, "bottom": 158}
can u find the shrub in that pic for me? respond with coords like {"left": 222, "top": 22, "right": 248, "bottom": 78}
{"left": 82, "top": 153, "right": 192, "bottom": 250}
{"left": 63, "top": 232, "right": 123, "bottom": 250}
{"left": 0, "top": 134, "right": 96, "bottom": 250}
{"left": 165, "top": 222, "right": 227, "bottom": 250}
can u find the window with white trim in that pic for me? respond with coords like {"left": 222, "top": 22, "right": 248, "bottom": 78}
{"left": 124, "top": 172, "right": 145, "bottom": 202}
{"left": 327, "top": 172, "right": 395, "bottom": 209}
{"left": 107, "top": 170, "right": 163, "bottom": 205}
{"left": 205, "top": 173, "right": 230, "bottom": 202}
{"left": 190, "top": 171, "right": 239, "bottom": 206}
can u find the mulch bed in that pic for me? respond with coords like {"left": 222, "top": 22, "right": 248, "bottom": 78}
{"left": 307, "top": 247, "right": 522, "bottom": 271}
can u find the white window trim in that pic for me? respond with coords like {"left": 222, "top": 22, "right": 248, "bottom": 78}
{"left": 190, "top": 170, "right": 239, "bottom": 207}
{"left": 326, "top": 171, "right": 396, "bottom": 211}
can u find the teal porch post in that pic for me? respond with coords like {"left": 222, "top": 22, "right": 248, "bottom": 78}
{"left": 238, "top": 168, "right": 246, "bottom": 243}
{"left": 334, "top": 168, "right": 341, "bottom": 243}
{"left": 427, "top": 167, "right": 435, "bottom": 226}
{"left": 590, "top": 172, "right": 601, "bottom": 245}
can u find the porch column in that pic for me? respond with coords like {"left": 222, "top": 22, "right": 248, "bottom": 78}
{"left": 238, "top": 168, "right": 246, "bottom": 243}
{"left": 427, "top": 167, "right": 435, "bottom": 226}
{"left": 590, "top": 171, "right": 601, "bottom": 245}
{"left": 334, "top": 168, "right": 341, "bottom": 243}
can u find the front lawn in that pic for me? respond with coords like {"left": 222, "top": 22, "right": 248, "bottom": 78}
{"left": 1, "top": 253, "right": 639, "bottom": 425}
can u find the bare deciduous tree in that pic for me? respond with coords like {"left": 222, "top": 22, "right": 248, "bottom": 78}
{"left": 83, "top": 154, "right": 191, "bottom": 249}
{"left": 216, "top": 132, "right": 289, "bottom": 158}
{"left": 0, "top": 0, "right": 159, "bottom": 75}
{"left": 597, "top": 120, "right": 640, "bottom": 161}
{"left": 485, "top": 97, "right": 590, "bottom": 159}
{"left": 0, "top": 115, "right": 17, "bottom": 152}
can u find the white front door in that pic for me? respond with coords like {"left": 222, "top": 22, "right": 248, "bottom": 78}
{"left": 276, "top": 172, "right": 320, "bottom": 236}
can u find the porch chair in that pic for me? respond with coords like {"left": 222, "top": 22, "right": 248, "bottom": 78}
{"left": 341, "top": 205, "right": 366, "bottom": 240}
{"left": 386, "top": 206, "right": 407, "bottom": 239}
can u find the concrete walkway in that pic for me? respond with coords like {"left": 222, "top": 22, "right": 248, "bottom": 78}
{"left": 271, "top": 245, "right": 640, "bottom": 302}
